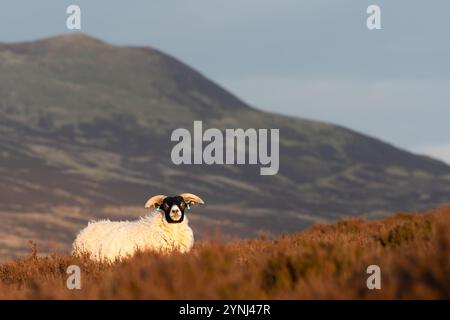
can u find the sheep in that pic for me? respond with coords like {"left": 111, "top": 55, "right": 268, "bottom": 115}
{"left": 72, "top": 193, "right": 205, "bottom": 262}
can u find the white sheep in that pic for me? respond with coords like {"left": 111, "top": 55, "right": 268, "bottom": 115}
{"left": 72, "top": 193, "right": 204, "bottom": 262}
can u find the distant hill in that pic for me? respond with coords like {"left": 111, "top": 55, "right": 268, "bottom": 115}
{"left": 0, "top": 34, "right": 450, "bottom": 259}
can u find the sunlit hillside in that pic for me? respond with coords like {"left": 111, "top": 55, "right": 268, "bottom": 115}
{"left": 1, "top": 205, "right": 449, "bottom": 299}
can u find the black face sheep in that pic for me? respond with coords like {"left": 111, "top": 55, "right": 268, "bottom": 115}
{"left": 72, "top": 193, "right": 204, "bottom": 262}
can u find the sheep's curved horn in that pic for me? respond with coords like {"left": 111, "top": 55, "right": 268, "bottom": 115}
{"left": 180, "top": 193, "right": 205, "bottom": 205}
{"left": 145, "top": 195, "right": 167, "bottom": 208}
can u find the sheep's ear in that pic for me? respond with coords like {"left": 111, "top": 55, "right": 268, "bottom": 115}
{"left": 145, "top": 195, "right": 167, "bottom": 208}
{"left": 180, "top": 193, "right": 205, "bottom": 206}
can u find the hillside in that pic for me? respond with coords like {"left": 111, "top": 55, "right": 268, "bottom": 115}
{"left": 1, "top": 34, "right": 450, "bottom": 259}
{"left": 0, "top": 205, "right": 449, "bottom": 299}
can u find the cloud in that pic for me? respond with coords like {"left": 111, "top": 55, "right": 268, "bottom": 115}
{"left": 222, "top": 76, "right": 450, "bottom": 111}
{"left": 221, "top": 75, "right": 450, "bottom": 149}
{"left": 415, "top": 144, "right": 450, "bottom": 165}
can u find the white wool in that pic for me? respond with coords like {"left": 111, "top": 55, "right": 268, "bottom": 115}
{"left": 72, "top": 211, "right": 194, "bottom": 262}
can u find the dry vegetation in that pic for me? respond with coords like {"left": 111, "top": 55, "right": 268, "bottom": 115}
{"left": 0, "top": 205, "right": 449, "bottom": 299}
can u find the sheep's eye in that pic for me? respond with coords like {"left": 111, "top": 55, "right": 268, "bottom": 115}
{"left": 162, "top": 203, "right": 169, "bottom": 209}
{"left": 179, "top": 202, "right": 186, "bottom": 209}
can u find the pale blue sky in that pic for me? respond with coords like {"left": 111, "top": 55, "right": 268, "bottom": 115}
{"left": 1, "top": 0, "right": 449, "bottom": 163}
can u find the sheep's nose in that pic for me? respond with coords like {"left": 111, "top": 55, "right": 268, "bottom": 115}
{"left": 171, "top": 208, "right": 179, "bottom": 213}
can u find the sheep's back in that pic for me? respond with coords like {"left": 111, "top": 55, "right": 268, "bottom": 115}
{"left": 98, "top": 221, "right": 153, "bottom": 261}
{"left": 73, "top": 220, "right": 127, "bottom": 261}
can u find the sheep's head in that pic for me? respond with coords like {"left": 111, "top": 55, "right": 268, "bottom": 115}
{"left": 145, "top": 193, "right": 205, "bottom": 223}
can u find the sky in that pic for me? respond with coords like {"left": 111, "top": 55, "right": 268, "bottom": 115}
{"left": 0, "top": 0, "right": 449, "bottom": 163}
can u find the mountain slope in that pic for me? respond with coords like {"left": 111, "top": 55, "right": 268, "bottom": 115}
{"left": 1, "top": 34, "right": 450, "bottom": 258}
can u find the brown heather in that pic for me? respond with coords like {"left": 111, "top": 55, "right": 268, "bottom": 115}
{"left": 0, "top": 205, "right": 449, "bottom": 299}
